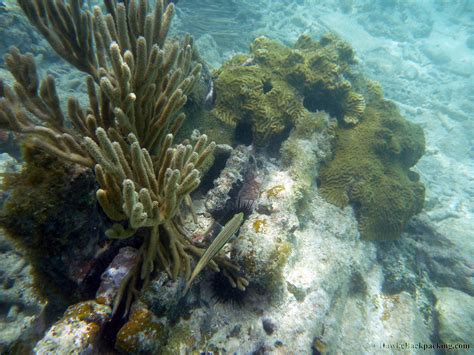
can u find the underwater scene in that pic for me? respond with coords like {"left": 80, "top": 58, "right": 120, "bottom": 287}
{"left": 0, "top": 0, "right": 473, "bottom": 353}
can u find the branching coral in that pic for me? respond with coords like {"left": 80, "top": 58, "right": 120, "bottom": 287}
{"left": 0, "top": 0, "right": 246, "bottom": 314}
{"left": 2, "top": 0, "right": 200, "bottom": 163}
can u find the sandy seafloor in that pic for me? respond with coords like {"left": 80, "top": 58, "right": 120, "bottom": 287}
{"left": 0, "top": 0, "right": 473, "bottom": 353}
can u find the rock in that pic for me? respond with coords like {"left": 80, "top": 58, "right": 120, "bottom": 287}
{"left": 410, "top": 215, "right": 474, "bottom": 295}
{"left": 448, "top": 58, "right": 474, "bottom": 78}
{"left": 34, "top": 301, "right": 111, "bottom": 354}
{"left": 262, "top": 317, "right": 277, "bottom": 335}
{"left": 95, "top": 246, "right": 140, "bottom": 308}
{"left": 195, "top": 34, "right": 223, "bottom": 70}
{"left": 0, "top": 232, "right": 45, "bottom": 354}
{"left": 403, "top": 64, "right": 419, "bottom": 80}
{"left": 421, "top": 44, "right": 451, "bottom": 65}
{"left": 141, "top": 273, "right": 192, "bottom": 322}
{"left": 33, "top": 247, "right": 146, "bottom": 353}
{"left": 232, "top": 166, "right": 299, "bottom": 295}
{"left": 331, "top": 290, "right": 433, "bottom": 354}
{"left": 378, "top": 214, "right": 474, "bottom": 297}
{"left": 435, "top": 287, "right": 474, "bottom": 345}
{"left": 0, "top": 147, "right": 109, "bottom": 309}
{"left": 115, "top": 302, "right": 167, "bottom": 354}
{"left": 0, "top": 153, "right": 21, "bottom": 186}
{"left": 205, "top": 145, "right": 253, "bottom": 215}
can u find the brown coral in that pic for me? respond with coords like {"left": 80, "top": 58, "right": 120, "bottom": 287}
{"left": 212, "top": 33, "right": 365, "bottom": 148}
{"left": 0, "top": 0, "right": 246, "bottom": 318}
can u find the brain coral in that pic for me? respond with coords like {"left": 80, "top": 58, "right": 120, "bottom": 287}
{"left": 213, "top": 33, "right": 425, "bottom": 240}
{"left": 318, "top": 98, "right": 425, "bottom": 241}
{"left": 212, "top": 33, "right": 365, "bottom": 147}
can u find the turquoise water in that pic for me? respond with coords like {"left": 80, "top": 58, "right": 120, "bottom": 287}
{"left": 0, "top": 0, "right": 472, "bottom": 353}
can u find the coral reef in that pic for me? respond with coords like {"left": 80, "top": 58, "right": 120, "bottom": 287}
{"left": 0, "top": 5, "right": 254, "bottom": 355}
{"left": 113, "top": 129, "right": 335, "bottom": 352}
{"left": 0, "top": 0, "right": 248, "bottom": 321}
{"left": 122, "top": 119, "right": 391, "bottom": 353}
{"left": 212, "top": 33, "right": 365, "bottom": 147}
{"left": 0, "top": 1, "right": 437, "bottom": 353}
{"left": 318, "top": 97, "right": 425, "bottom": 241}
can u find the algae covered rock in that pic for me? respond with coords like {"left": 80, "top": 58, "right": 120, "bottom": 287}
{"left": 115, "top": 303, "right": 167, "bottom": 354}
{"left": 318, "top": 98, "right": 425, "bottom": 241}
{"left": 34, "top": 301, "right": 111, "bottom": 354}
{"left": 0, "top": 146, "right": 104, "bottom": 309}
{"left": 212, "top": 33, "right": 365, "bottom": 147}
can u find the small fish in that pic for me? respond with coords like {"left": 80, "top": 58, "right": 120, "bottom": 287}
{"left": 184, "top": 212, "right": 244, "bottom": 294}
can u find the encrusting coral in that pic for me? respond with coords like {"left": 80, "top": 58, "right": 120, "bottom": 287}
{"left": 0, "top": 0, "right": 246, "bottom": 316}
